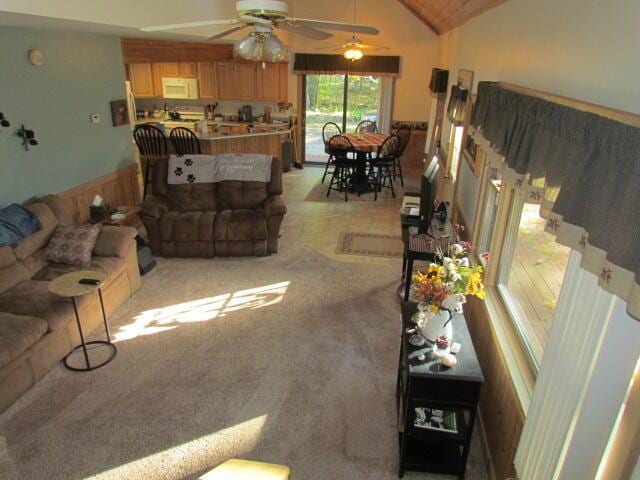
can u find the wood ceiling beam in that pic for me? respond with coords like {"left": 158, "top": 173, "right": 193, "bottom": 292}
{"left": 397, "top": 0, "right": 440, "bottom": 35}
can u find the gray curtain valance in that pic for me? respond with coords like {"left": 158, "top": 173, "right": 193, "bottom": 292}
{"left": 293, "top": 53, "right": 400, "bottom": 78}
{"left": 471, "top": 81, "right": 640, "bottom": 320}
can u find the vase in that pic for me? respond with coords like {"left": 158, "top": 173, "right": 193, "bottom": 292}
{"left": 418, "top": 308, "right": 453, "bottom": 344}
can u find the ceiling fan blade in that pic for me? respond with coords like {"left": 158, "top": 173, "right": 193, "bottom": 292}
{"left": 206, "top": 24, "right": 251, "bottom": 40}
{"left": 140, "top": 19, "right": 240, "bottom": 33}
{"left": 278, "top": 22, "right": 333, "bottom": 40}
{"left": 353, "top": 43, "right": 390, "bottom": 50}
{"left": 288, "top": 19, "right": 379, "bottom": 35}
{"left": 315, "top": 43, "right": 350, "bottom": 51}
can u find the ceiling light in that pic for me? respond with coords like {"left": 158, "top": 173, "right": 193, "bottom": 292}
{"left": 235, "top": 30, "right": 289, "bottom": 62}
{"left": 344, "top": 48, "right": 363, "bottom": 61}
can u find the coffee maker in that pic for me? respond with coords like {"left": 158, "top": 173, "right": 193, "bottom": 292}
{"left": 239, "top": 105, "right": 252, "bottom": 122}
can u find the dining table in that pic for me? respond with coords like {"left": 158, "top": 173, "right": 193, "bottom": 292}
{"left": 342, "top": 132, "right": 389, "bottom": 194}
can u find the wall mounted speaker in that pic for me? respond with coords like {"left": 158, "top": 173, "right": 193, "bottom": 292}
{"left": 429, "top": 68, "right": 449, "bottom": 94}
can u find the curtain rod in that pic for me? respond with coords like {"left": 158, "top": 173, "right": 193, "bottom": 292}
{"left": 497, "top": 82, "right": 640, "bottom": 128}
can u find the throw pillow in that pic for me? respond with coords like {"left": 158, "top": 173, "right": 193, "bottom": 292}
{"left": 45, "top": 224, "right": 101, "bottom": 268}
{"left": 0, "top": 204, "right": 42, "bottom": 247}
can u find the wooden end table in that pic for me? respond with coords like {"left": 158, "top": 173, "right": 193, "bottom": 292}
{"left": 48, "top": 270, "right": 117, "bottom": 371}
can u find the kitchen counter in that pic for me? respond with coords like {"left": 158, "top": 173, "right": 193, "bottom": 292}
{"left": 196, "top": 129, "right": 291, "bottom": 141}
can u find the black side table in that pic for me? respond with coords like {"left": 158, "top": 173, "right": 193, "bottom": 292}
{"left": 48, "top": 270, "right": 117, "bottom": 371}
{"left": 397, "top": 301, "right": 484, "bottom": 478}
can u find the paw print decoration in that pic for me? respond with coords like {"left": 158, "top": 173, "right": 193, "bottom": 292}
{"left": 184, "top": 158, "right": 193, "bottom": 166}
{"left": 174, "top": 167, "right": 183, "bottom": 176}
{"left": 187, "top": 174, "right": 196, "bottom": 183}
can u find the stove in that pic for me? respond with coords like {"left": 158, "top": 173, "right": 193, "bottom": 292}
{"left": 172, "top": 105, "right": 206, "bottom": 122}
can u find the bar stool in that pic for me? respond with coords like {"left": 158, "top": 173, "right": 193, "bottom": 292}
{"left": 170, "top": 127, "right": 201, "bottom": 155}
{"left": 133, "top": 124, "right": 168, "bottom": 200}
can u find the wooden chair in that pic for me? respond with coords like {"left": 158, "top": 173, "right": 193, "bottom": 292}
{"left": 356, "top": 120, "right": 378, "bottom": 133}
{"left": 326, "top": 135, "right": 357, "bottom": 202}
{"left": 170, "top": 127, "right": 201, "bottom": 155}
{"left": 392, "top": 126, "right": 411, "bottom": 186}
{"left": 369, "top": 134, "right": 399, "bottom": 201}
{"left": 133, "top": 124, "right": 168, "bottom": 200}
{"left": 321, "top": 122, "right": 342, "bottom": 183}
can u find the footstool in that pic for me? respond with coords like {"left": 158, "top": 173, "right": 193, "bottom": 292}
{"left": 200, "top": 459, "right": 291, "bottom": 479}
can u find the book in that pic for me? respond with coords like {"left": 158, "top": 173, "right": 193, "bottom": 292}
{"left": 414, "top": 407, "right": 458, "bottom": 433}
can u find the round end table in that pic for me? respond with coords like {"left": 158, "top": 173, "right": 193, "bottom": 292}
{"left": 48, "top": 269, "right": 117, "bottom": 372}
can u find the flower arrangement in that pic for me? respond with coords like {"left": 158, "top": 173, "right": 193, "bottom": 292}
{"left": 412, "top": 240, "right": 486, "bottom": 313}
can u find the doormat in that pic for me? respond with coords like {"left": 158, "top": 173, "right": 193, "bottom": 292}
{"left": 336, "top": 231, "right": 404, "bottom": 258}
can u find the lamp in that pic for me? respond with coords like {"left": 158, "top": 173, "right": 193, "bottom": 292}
{"left": 234, "top": 30, "right": 289, "bottom": 62}
{"left": 344, "top": 48, "right": 363, "bottom": 61}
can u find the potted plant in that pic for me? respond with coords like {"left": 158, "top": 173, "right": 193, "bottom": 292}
{"left": 411, "top": 240, "right": 485, "bottom": 343}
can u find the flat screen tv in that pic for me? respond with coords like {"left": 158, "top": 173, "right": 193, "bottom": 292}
{"left": 419, "top": 155, "right": 440, "bottom": 234}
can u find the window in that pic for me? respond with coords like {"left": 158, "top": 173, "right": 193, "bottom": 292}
{"left": 495, "top": 192, "right": 571, "bottom": 368}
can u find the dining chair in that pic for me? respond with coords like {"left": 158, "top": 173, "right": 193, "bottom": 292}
{"left": 392, "top": 126, "right": 411, "bottom": 187}
{"left": 170, "top": 127, "right": 201, "bottom": 155}
{"left": 326, "top": 135, "right": 357, "bottom": 202}
{"left": 133, "top": 124, "right": 168, "bottom": 200}
{"left": 321, "top": 122, "right": 342, "bottom": 183}
{"left": 355, "top": 120, "right": 378, "bottom": 134}
{"left": 369, "top": 134, "right": 400, "bottom": 201}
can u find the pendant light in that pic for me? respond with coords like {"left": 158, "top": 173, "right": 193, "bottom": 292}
{"left": 344, "top": 0, "right": 364, "bottom": 61}
{"left": 234, "top": 25, "right": 289, "bottom": 63}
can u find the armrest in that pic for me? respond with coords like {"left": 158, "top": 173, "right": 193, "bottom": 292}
{"left": 141, "top": 196, "right": 169, "bottom": 220}
{"left": 263, "top": 195, "right": 287, "bottom": 217}
{"left": 93, "top": 225, "right": 137, "bottom": 258}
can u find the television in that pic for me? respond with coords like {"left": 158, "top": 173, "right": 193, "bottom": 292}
{"left": 429, "top": 68, "right": 449, "bottom": 94}
{"left": 418, "top": 155, "right": 440, "bottom": 234}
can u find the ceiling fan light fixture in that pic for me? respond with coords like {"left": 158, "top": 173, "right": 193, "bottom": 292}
{"left": 344, "top": 48, "right": 364, "bottom": 61}
{"left": 234, "top": 32, "right": 264, "bottom": 61}
{"left": 263, "top": 33, "right": 288, "bottom": 62}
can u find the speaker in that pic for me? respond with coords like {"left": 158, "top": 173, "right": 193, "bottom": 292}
{"left": 429, "top": 68, "right": 449, "bottom": 94}
{"left": 280, "top": 139, "right": 293, "bottom": 172}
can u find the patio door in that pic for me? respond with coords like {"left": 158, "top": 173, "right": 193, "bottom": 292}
{"left": 302, "top": 74, "right": 381, "bottom": 163}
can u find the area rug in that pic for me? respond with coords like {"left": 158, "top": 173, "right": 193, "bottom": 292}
{"left": 337, "top": 231, "right": 404, "bottom": 258}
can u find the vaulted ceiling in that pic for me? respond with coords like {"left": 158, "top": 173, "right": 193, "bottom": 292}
{"left": 398, "top": 0, "right": 510, "bottom": 34}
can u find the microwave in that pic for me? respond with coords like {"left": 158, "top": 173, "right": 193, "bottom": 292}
{"left": 162, "top": 77, "right": 199, "bottom": 99}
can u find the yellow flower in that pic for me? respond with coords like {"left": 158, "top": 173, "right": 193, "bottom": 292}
{"left": 428, "top": 304, "right": 440, "bottom": 313}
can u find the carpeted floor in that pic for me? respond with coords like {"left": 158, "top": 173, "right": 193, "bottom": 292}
{"left": 0, "top": 168, "right": 486, "bottom": 480}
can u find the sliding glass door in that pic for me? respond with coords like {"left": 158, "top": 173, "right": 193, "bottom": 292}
{"left": 303, "top": 74, "right": 381, "bottom": 163}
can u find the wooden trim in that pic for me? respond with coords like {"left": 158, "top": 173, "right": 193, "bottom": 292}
{"left": 498, "top": 81, "right": 640, "bottom": 128}
{"left": 59, "top": 163, "right": 141, "bottom": 224}
{"left": 121, "top": 38, "right": 234, "bottom": 63}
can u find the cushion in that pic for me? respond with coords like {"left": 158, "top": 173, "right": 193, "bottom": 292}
{"left": 0, "top": 280, "right": 90, "bottom": 332}
{"left": 214, "top": 209, "right": 267, "bottom": 241}
{"left": 0, "top": 245, "right": 16, "bottom": 270}
{"left": 93, "top": 226, "right": 136, "bottom": 258}
{"left": 216, "top": 181, "right": 268, "bottom": 210}
{"left": 36, "top": 194, "right": 76, "bottom": 226}
{"left": 45, "top": 224, "right": 101, "bottom": 268}
{"left": 0, "top": 262, "right": 30, "bottom": 296}
{"left": 13, "top": 203, "right": 59, "bottom": 260}
{"left": 0, "top": 313, "right": 48, "bottom": 369}
{"left": 0, "top": 204, "right": 42, "bottom": 247}
{"left": 167, "top": 183, "right": 217, "bottom": 212}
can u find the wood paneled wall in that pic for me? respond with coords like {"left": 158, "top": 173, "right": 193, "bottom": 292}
{"left": 59, "top": 163, "right": 141, "bottom": 224}
{"left": 121, "top": 38, "right": 234, "bottom": 63}
{"left": 454, "top": 204, "right": 526, "bottom": 480}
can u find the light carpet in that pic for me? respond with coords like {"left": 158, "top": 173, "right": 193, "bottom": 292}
{"left": 0, "top": 172, "right": 486, "bottom": 480}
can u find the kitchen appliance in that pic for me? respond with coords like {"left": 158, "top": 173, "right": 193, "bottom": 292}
{"left": 125, "top": 81, "right": 137, "bottom": 129}
{"left": 239, "top": 105, "right": 253, "bottom": 122}
{"left": 162, "top": 77, "right": 199, "bottom": 99}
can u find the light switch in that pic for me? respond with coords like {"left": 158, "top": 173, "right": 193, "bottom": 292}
{"left": 90, "top": 113, "right": 101, "bottom": 124}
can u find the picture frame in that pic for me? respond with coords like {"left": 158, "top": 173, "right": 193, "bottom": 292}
{"left": 110, "top": 99, "right": 129, "bottom": 127}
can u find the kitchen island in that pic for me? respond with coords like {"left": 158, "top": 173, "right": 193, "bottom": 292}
{"left": 196, "top": 129, "right": 291, "bottom": 157}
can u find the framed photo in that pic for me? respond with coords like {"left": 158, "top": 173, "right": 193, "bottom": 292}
{"left": 110, "top": 99, "right": 129, "bottom": 127}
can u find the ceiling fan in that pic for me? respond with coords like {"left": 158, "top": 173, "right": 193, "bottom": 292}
{"left": 140, "top": 0, "right": 380, "bottom": 62}
{"left": 317, "top": 35, "right": 390, "bottom": 60}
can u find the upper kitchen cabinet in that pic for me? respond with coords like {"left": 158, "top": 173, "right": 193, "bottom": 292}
{"left": 179, "top": 62, "right": 198, "bottom": 78}
{"left": 235, "top": 62, "right": 258, "bottom": 100}
{"left": 215, "top": 62, "right": 236, "bottom": 100}
{"left": 197, "top": 62, "right": 217, "bottom": 99}
{"left": 257, "top": 63, "right": 289, "bottom": 102}
{"left": 128, "top": 63, "right": 155, "bottom": 98}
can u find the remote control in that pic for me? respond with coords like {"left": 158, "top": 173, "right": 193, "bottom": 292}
{"left": 78, "top": 278, "right": 100, "bottom": 286}
{"left": 450, "top": 342, "right": 461, "bottom": 354}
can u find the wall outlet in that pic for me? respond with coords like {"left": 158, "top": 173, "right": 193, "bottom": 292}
{"left": 90, "top": 113, "right": 101, "bottom": 124}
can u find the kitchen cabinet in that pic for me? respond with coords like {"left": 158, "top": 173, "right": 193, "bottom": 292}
{"left": 128, "top": 63, "right": 155, "bottom": 98}
{"left": 197, "top": 62, "right": 217, "bottom": 99}
{"left": 278, "top": 63, "right": 289, "bottom": 102}
{"left": 179, "top": 62, "right": 198, "bottom": 78}
{"left": 235, "top": 63, "right": 258, "bottom": 100}
{"left": 215, "top": 62, "right": 236, "bottom": 100}
{"left": 257, "top": 63, "right": 280, "bottom": 102}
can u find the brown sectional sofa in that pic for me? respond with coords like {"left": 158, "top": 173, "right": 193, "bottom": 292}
{"left": 0, "top": 195, "right": 141, "bottom": 412}
{"left": 141, "top": 156, "right": 287, "bottom": 257}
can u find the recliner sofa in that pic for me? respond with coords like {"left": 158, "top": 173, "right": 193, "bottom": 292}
{"left": 141, "top": 156, "right": 287, "bottom": 257}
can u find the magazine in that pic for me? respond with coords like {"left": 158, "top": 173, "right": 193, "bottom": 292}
{"left": 414, "top": 407, "right": 458, "bottom": 433}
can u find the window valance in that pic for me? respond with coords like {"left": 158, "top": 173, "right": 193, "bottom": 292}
{"left": 470, "top": 81, "right": 640, "bottom": 320}
{"left": 293, "top": 53, "right": 400, "bottom": 78}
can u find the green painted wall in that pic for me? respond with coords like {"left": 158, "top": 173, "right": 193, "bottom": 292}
{"left": 0, "top": 27, "right": 133, "bottom": 206}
